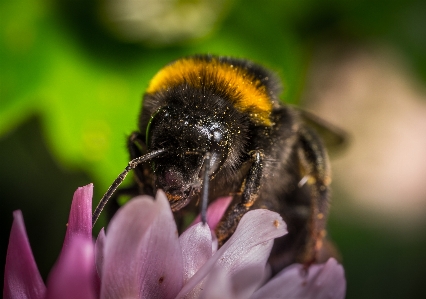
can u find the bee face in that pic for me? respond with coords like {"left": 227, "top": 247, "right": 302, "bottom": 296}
{"left": 146, "top": 102, "right": 232, "bottom": 210}
{"left": 93, "top": 55, "right": 341, "bottom": 276}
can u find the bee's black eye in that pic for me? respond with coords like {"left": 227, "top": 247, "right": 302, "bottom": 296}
{"left": 145, "top": 106, "right": 170, "bottom": 146}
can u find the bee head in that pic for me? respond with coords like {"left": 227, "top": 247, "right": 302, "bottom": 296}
{"left": 146, "top": 104, "right": 233, "bottom": 210}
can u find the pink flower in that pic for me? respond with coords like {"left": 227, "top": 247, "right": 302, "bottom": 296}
{"left": 3, "top": 185, "right": 97, "bottom": 299}
{"left": 3, "top": 184, "right": 346, "bottom": 299}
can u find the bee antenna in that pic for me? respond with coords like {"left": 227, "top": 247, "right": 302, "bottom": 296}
{"left": 92, "top": 148, "right": 166, "bottom": 227}
{"left": 200, "top": 152, "right": 212, "bottom": 225}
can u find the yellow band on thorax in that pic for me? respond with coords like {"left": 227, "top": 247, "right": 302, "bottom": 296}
{"left": 146, "top": 57, "right": 273, "bottom": 126}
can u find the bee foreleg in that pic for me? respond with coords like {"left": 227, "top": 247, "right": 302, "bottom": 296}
{"left": 92, "top": 148, "right": 165, "bottom": 226}
{"left": 93, "top": 132, "right": 157, "bottom": 226}
{"left": 128, "top": 131, "right": 155, "bottom": 196}
{"left": 215, "top": 150, "right": 264, "bottom": 246}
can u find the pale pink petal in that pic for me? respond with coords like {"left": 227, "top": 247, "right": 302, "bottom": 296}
{"left": 101, "top": 191, "right": 183, "bottom": 299}
{"left": 200, "top": 265, "right": 265, "bottom": 299}
{"left": 206, "top": 210, "right": 285, "bottom": 298}
{"left": 190, "top": 196, "right": 233, "bottom": 231}
{"left": 100, "top": 196, "right": 158, "bottom": 299}
{"left": 46, "top": 236, "right": 97, "bottom": 299}
{"left": 211, "top": 233, "right": 218, "bottom": 254}
{"left": 179, "top": 223, "right": 212, "bottom": 299}
{"left": 228, "top": 265, "right": 266, "bottom": 299}
{"left": 176, "top": 209, "right": 287, "bottom": 298}
{"left": 179, "top": 223, "right": 213, "bottom": 282}
{"left": 250, "top": 258, "right": 346, "bottom": 299}
{"left": 63, "top": 184, "right": 93, "bottom": 248}
{"left": 95, "top": 228, "right": 106, "bottom": 279}
{"left": 3, "top": 211, "right": 46, "bottom": 299}
{"left": 198, "top": 266, "right": 232, "bottom": 299}
{"left": 205, "top": 239, "right": 272, "bottom": 298}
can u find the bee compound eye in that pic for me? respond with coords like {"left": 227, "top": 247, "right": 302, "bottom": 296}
{"left": 146, "top": 106, "right": 171, "bottom": 146}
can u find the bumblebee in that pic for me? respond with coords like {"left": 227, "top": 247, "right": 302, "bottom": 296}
{"left": 93, "top": 55, "right": 341, "bottom": 275}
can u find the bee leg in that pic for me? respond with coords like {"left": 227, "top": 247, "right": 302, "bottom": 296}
{"left": 216, "top": 150, "right": 264, "bottom": 246}
{"left": 92, "top": 148, "right": 165, "bottom": 226}
{"left": 297, "top": 126, "right": 331, "bottom": 266}
{"left": 128, "top": 131, "right": 155, "bottom": 196}
{"left": 102, "top": 132, "right": 154, "bottom": 224}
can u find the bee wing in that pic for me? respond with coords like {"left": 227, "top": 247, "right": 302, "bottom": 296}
{"left": 298, "top": 109, "right": 349, "bottom": 156}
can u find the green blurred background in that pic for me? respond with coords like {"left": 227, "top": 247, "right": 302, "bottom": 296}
{"left": 1, "top": 0, "right": 426, "bottom": 298}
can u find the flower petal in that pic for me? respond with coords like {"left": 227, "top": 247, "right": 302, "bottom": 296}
{"left": 177, "top": 209, "right": 287, "bottom": 298}
{"left": 250, "top": 258, "right": 346, "bottom": 299}
{"left": 95, "top": 228, "right": 106, "bottom": 279}
{"left": 46, "top": 236, "right": 97, "bottom": 299}
{"left": 200, "top": 265, "right": 265, "bottom": 299}
{"left": 190, "top": 196, "right": 233, "bottom": 231}
{"left": 179, "top": 222, "right": 213, "bottom": 282}
{"left": 198, "top": 266, "right": 232, "bottom": 299}
{"left": 228, "top": 265, "right": 266, "bottom": 299}
{"left": 179, "top": 223, "right": 212, "bottom": 299}
{"left": 3, "top": 211, "right": 46, "bottom": 299}
{"left": 64, "top": 184, "right": 93, "bottom": 248}
{"left": 101, "top": 191, "right": 183, "bottom": 299}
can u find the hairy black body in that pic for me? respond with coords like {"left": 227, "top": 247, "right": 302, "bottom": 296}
{"left": 93, "top": 55, "right": 334, "bottom": 275}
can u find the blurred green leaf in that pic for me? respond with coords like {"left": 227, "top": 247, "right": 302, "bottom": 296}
{"left": 0, "top": 0, "right": 308, "bottom": 191}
